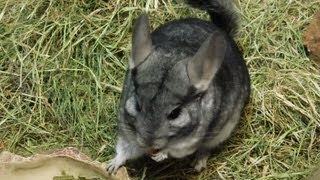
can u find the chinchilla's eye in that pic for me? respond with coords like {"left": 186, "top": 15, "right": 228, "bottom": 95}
{"left": 167, "top": 106, "right": 182, "bottom": 120}
{"left": 125, "top": 96, "right": 140, "bottom": 116}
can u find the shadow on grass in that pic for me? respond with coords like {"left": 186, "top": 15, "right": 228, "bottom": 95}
{"left": 125, "top": 147, "right": 224, "bottom": 180}
{"left": 127, "top": 157, "right": 200, "bottom": 179}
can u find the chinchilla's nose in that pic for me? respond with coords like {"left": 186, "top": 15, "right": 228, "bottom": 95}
{"left": 136, "top": 131, "right": 154, "bottom": 148}
{"left": 137, "top": 136, "right": 147, "bottom": 147}
{"left": 135, "top": 117, "right": 156, "bottom": 147}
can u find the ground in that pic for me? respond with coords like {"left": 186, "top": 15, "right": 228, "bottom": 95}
{"left": 0, "top": 0, "right": 319, "bottom": 179}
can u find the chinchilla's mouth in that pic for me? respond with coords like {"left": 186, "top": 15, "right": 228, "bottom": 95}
{"left": 147, "top": 148, "right": 159, "bottom": 156}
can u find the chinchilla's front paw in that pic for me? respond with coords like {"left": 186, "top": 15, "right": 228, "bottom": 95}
{"left": 150, "top": 151, "right": 168, "bottom": 162}
{"left": 192, "top": 158, "right": 207, "bottom": 172}
{"left": 191, "top": 154, "right": 209, "bottom": 172}
{"left": 106, "top": 156, "right": 125, "bottom": 174}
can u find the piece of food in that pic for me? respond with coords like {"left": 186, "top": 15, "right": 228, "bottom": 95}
{"left": 308, "top": 164, "right": 320, "bottom": 180}
{"left": 0, "top": 147, "right": 130, "bottom": 180}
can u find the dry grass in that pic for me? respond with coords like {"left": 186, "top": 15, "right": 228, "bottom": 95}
{"left": 0, "top": 0, "right": 319, "bottom": 179}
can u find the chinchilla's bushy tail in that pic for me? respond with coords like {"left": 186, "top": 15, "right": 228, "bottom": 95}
{"left": 185, "top": 0, "right": 239, "bottom": 36}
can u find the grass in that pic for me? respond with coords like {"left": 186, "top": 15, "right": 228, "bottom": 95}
{"left": 0, "top": 0, "right": 319, "bottom": 179}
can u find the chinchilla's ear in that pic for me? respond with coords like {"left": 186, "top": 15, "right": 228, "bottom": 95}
{"left": 130, "top": 14, "right": 152, "bottom": 69}
{"left": 187, "top": 31, "right": 226, "bottom": 92}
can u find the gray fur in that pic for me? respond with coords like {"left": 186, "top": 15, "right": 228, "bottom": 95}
{"left": 107, "top": 0, "right": 250, "bottom": 173}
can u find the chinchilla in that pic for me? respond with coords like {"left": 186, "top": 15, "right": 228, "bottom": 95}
{"left": 107, "top": 0, "right": 250, "bottom": 173}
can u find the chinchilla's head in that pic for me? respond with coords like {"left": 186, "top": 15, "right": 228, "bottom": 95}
{"left": 118, "top": 14, "right": 227, "bottom": 151}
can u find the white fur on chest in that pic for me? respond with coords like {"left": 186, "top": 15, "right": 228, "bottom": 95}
{"left": 165, "top": 135, "right": 200, "bottom": 158}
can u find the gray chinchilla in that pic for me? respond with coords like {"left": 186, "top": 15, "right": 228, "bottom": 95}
{"left": 107, "top": 0, "right": 250, "bottom": 173}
